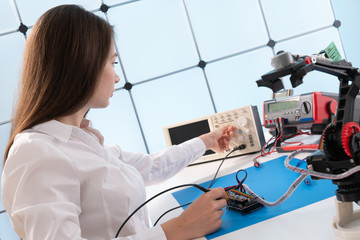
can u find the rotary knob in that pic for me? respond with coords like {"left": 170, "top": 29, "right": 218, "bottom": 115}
{"left": 301, "top": 101, "right": 311, "bottom": 115}
{"left": 237, "top": 117, "right": 248, "bottom": 127}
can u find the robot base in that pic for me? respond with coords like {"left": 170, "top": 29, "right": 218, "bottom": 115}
{"left": 333, "top": 199, "right": 360, "bottom": 239}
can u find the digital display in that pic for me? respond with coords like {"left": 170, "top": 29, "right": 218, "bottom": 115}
{"left": 168, "top": 119, "right": 215, "bottom": 156}
{"left": 268, "top": 101, "right": 297, "bottom": 113}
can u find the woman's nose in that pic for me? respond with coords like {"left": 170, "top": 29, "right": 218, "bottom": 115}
{"left": 115, "top": 74, "right": 120, "bottom": 83}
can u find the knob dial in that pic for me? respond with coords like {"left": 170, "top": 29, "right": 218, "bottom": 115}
{"left": 301, "top": 101, "right": 311, "bottom": 115}
{"left": 237, "top": 117, "right": 248, "bottom": 127}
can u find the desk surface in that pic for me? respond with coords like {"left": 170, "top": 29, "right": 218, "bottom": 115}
{"left": 145, "top": 151, "right": 341, "bottom": 240}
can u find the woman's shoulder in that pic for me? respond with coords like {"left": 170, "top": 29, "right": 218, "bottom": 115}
{"left": 8, "top": 129, "right": 65, "bottom": 164}
{"left": 5, "top": 129, "right": 75, "bottom": 175}
{"left": 13, "top": 128, "right": 57, "bottom": 149}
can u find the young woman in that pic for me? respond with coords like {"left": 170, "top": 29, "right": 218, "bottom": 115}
{"left": 2, "top": 5, "right": 236, "bottom": 240}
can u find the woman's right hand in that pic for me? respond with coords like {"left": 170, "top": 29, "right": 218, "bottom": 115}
{"left": 161, "top": 187, "right": 227, "bottom": 240}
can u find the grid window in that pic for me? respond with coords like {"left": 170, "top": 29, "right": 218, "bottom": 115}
{"left": 261, "top": 0, "right": 335, "bottom": 41}
{"left": 0, "top": 0, "right": 19, "bottom": 33}
{"left": 185, "top": 0, "right": 269, "bottom": 61}
{"left": 132, "top": 68, "right": 215, "bottom": 152}
{"left": 0, "top": 32, "right": 25, "bottom": 123}
{"left": 107, "top": 0, "right": 199, "bottom": 83}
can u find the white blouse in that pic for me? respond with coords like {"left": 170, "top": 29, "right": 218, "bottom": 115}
{"left": 2, "top": 120, "right": 206, "bottom": 239}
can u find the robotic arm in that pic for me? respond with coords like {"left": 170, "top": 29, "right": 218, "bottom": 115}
{"left": 257, "top": 53, "right": 360, "bottom": 203}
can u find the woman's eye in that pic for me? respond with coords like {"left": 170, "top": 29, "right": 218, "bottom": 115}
{"left": 113, "top": 61, "right": 118, "bottom": 67}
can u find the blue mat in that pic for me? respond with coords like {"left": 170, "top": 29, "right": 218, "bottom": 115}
{"left": 172, "top": 156, "right": 337, "bottom": 239}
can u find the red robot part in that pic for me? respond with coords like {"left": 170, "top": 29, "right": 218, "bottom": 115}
{"left": 341, "top": 122, "right": 360, "bottom": 158}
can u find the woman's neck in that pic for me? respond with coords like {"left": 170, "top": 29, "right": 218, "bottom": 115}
{"left": 55, "top": 108, "right": 89, "bottom": 127}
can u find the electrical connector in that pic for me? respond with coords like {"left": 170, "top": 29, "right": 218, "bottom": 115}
{"left": 234, "top": 144, "right": 246, "bottom": 151}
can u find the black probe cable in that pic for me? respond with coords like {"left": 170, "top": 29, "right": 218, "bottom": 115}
{"left": 115, "top": 183, "right": 209, "bottom": 238}
{"left": 153, "top": 202, "right": 191, "bottom": 226}
{"left": 208, "top": 144, "right": 246, "bottom": 189}
{"left": 153, "top": 144, "right": 247, "bottom": 226}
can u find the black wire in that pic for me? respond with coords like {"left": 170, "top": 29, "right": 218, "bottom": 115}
{"left": 208, "top": 144, "right": 246, "bottom": 189}
{"left": 152, "top": 145, "right": 246, "bottom": 228}
{"left": 266, "top": 132, "right": 300, "bottom": 152}
{"left": 152, "top": 144, "right": 247, "bottom": 229}
{"left": 207, "top": 150, "right": 236, "bottom": 189}
{"left": 224, "top": 169, "right": 248, "bottom": 192}
{"left": 115, "top": 183, "right": 209, "bottom": 238}
{"left": 235, "top": 169, "right": 247, "bottom": 185}
{"left": 153, "top": 202, "right": 191, "bottom": 226}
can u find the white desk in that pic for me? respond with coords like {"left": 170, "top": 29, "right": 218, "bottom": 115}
{"left": 145, "top": 151, "right": 341, "bottom": 240}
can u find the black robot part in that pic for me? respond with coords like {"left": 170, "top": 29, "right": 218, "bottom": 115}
{"left": 258, "top": 54, "right": 360, "bottom": 203}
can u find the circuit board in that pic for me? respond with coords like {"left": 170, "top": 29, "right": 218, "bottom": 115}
{"left": 226, "top": 191, "right": 264, "bottom": 214}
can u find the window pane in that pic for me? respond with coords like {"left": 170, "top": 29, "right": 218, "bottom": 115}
{"left": 205, "top": 47, "right": 274, "bottom": 119}
{"left": 185, "top": 0, "right": 268, "bottom": 61}
{"left": 132, "top": 68, "right": 214, "bottom": 153}
{"left": 332, "top": 0, "right": 360, "bottom": 67}
{"left": 0, "top": 33, "right": 25, "bottom": 123}
{"left": 86, "top": 90, "right": 147, "bottom": 153}
{"left": 262, "top": 0, "right": 334, "bottom": 40}
{"left": 107, "top": 0, "right": 199, "bottom": 83}
{"left": 0, "top": 212, "right": 19, "bottom": 240}
{"left": 0, "top": 123, "right": 11, "bottom": 211}
{"left": 0, "top": 0, "right": 19, "bottom": 33}
{"left": 16, "top": 0, "right": 102, "bottom": 26}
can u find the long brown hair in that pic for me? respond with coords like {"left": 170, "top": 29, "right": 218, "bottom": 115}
{"left": 4, "top": 5, "right": 113, "bottom": 163}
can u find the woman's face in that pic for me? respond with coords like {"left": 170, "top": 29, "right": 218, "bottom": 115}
{"left": 89, "top": 43, "right": 120, "bottom": 108}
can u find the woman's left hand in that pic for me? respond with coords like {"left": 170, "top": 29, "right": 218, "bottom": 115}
{"left": 199, "top": 125, "right": 237, "bottom": 153}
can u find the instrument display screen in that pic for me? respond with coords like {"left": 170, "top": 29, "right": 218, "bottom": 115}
{"left": 268, "top": 100, "right": 297, "bottom": 113}
{"left": 168, "top": 119, "right": 214, "bottom": 156}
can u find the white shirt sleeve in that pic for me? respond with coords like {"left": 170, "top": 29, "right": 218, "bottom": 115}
{"left": 3, "top": 138, "right": 84, "bottom": 239}
{"left": 109, "top": 138, "right": 206, "bottom": 185}
{"left": 2, "top": 137, "right": 168, "bottom": 240}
